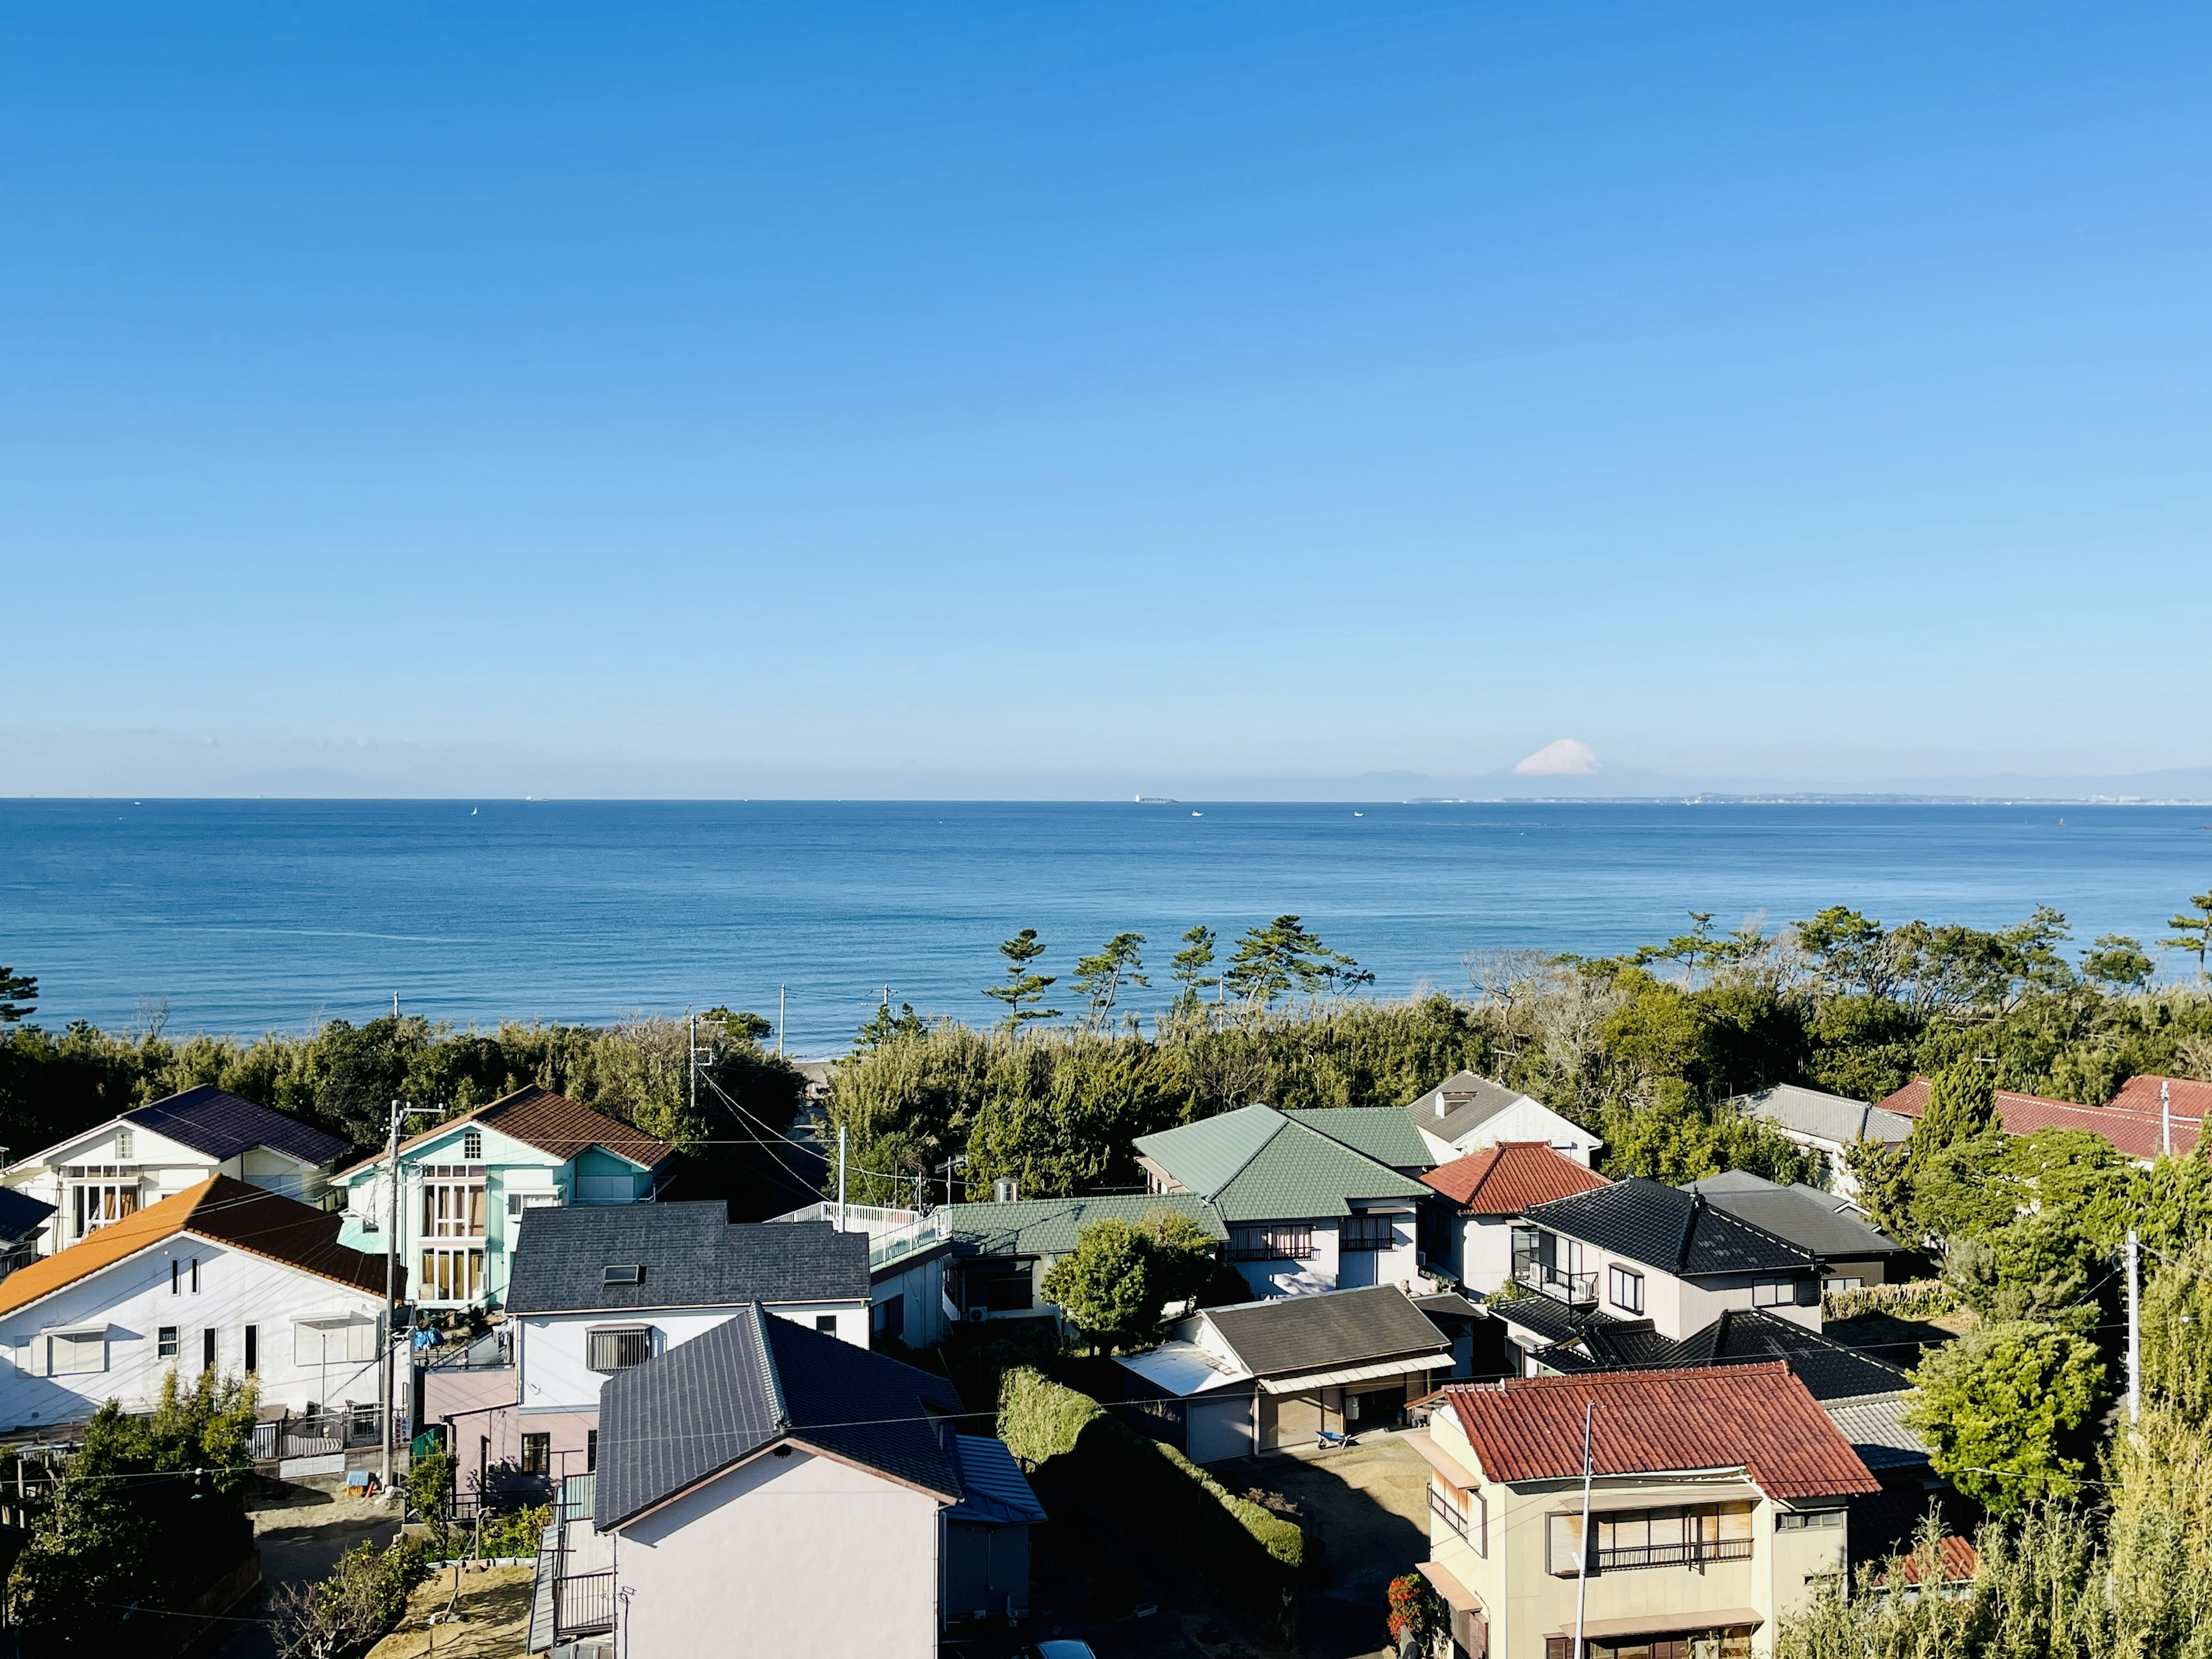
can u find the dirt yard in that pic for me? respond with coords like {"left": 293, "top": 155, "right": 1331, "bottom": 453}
{"left": 365, "top": 1564, "right": 535, "bottom": 1659}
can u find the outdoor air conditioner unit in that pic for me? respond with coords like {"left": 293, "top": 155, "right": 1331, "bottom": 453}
{"left": 968, "top": 1308, "right": 987, "bottom": 1323}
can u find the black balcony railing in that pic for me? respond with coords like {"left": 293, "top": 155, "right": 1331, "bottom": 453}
{"left": 1593, "top": 1538, "right": 1753, "bottom": 1573}
{"left": 554, "top": 1569, "right": 616, "bottom": 1638}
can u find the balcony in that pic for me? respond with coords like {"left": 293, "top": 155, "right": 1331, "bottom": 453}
{"left": 1514, "top": 1261, "right": 1598, "bottom": 1304}
{"left": 1593, "top": 1537, "right": 1753, "bottom": 1572}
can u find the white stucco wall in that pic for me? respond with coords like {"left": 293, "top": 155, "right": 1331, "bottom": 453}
{"left": 518, "top": 1301, "right": 869, "bottom": 1413}
{"left": 0, "top": 1235, "right": 384, "bottom": 1426}
{"left": 2, "top": 1124, "right": 326, "bottom": 1257}
{"left": 1451, "top": 1100, "right": 1603, "bottom": 1165}
{"left": 613, "top": 1445, "right": 944, "bottom": 1659}
{"left": 1230, "top": 1207, "right": 1421, "bottom": 1299}
{"left": 1458, "top": 1215, "right": 1518, "bottom": 1293}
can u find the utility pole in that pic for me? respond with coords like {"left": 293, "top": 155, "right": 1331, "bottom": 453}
{"left": 688, "top": 1012, "right": 698, "bottom": 1125}
{"left": 2126, "top": 1228, "right": 2142, "bottom": 1425}
{"left": 778, "top": 986, "right": 786, "bottom": 1056}
{"left": 836, "top": 1125, "right": 849, "bottom": 1231}
{"left": 2162, "top": 1080, "right": 2172, "bottom": 1158}
{"left": 380, "top": 1099, "right": 403, "bottom": 1493}
{"left": 1573, "top": 1402, "right": 1595, "bottom": 1659}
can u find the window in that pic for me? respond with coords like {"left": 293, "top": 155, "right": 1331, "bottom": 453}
{"left": 1341, "top": 1214, "right": 1401, "bottom": 1253}
{"left": 172, "top": 1259, "right": 180, "bottom": 1296}
{"left": 115, "top": 1130, "right": 133, "bottom": 1158}
{"left": 586, "top": 1429, "right": 598, "bottom": 1473}
{"left": 1513, "top": 1228, "right": 1592, "bottom": 1301}
{"left": 1548, "top": 1503, "right": 1756, "bottom": 1575}
{"left": 875, "top": 1294, "right": 906, "bottom": 1340}
{"left": 964, "top": 1261, "right": 1034, "bottom": 1313}
{"left": 1753, "top": 1279, "right": 1793, "bottom": 1308}
{"left": 462, "top": 1130, "right": 483, "bottom": 1161}
{"left": 48, "top": 1332, "right": 105, "bottom": 1375}
{"left": 420, "top": 1247, "right": 486, "bottom": 1304}
{"left": 202, "top": 1328, "right": 217, "bottom": 1371}
{"left": 1609, "top": 1264, "right": 1645, "bottom": 1315}
{"left": 1778, "top": 1508, "right": 1847, "bottom": 1531}
{"left": 521, "top": 1434, "right": 551, "bottom": 1475}
{"left": 423, "top": 1168, "right": 487, "bottom": 1239}
{"left": 191, "top": 1256, "right": 200, "bottom": 1293}
{"left": 587, "top": 1327, "right": 653, "bottom": 1373}
{"left": 815, "top": 1315, "right": 838, "bottom": 1335}
{"left": 296, "top": 1317, "right": 377, "bottom": 1365}
{"left": 1825, "top": 1275, "right": 1863, "bottom": 1296}
{"left": 576, "top": 1175, "right": 637, "bottom": 1205}
{"left": 244, "top": 1325, "right": 258, "bottom": 1373}
{"left": 1429, "top": 1478, "right": 1487, "bottom": 1555}
{"left": 1549, "top": 1635, "right": 1753, "bottom": 1659}
{"left": 157, "top": 1327, "right": 178, "bottom": 1359}
{"left": 601, "top": 1265, "right": 643, "bottom": 1285}
{"left": 70, "top": 1172, "right": 137, "bottom": 1240}
{"left": 1228, "top": 1224, "right": 1316, "bottom": 1262}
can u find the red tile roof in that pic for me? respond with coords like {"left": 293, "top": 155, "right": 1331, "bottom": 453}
{"left": 1878, "top": 1077, "right": 2200, "bottom": 1160}
{"left": 1882, "top": 1535, "right": 1978, "bottom": 1588}
{"left": 1443, "top": 1362, "right": 1879, "bottom": 1500}
{"left": 1421, "top": 1142, "right": 1609, "bottom": 1215}
{"left": 339, "top": 1085, "right": 676, "bottom": 1177}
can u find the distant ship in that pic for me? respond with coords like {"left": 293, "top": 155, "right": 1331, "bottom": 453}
{"left": 1134, "top": 795, "right": 1177, "bottom": 805}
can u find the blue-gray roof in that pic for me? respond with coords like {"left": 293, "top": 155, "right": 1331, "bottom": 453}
{"left": 1523, "top": 1177, "right": 1820, "bottom": 1278}
{"left": 125, "top": 1086, "right": 349, "bottom": 1168}
{"left": 505, "top": 1204, "right": 869, "bottom": 1314}
{"left": 596, "top": 1306, "right": 968, "bottom": 1529}
{"left": 946, "top": 1435, "right": 1048, "bottom": 1526}
{"left": 0, "top": 1187, "right": 55, "bottom": 1247}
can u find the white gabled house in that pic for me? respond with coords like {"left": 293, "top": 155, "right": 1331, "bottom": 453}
{"left": 0, "top": 1175, "right": 392, "bottom": 1432}
{"left": 1406, "top": 1072, "right": 1603, "bottom": 1167}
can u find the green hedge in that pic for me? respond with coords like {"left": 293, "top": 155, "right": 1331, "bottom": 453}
{"left": 997, "top": 1367, "right": 1306, "bottom": 1613}
{"left": 1825, "top": 1279, "right": 1961, "bottom": 1324}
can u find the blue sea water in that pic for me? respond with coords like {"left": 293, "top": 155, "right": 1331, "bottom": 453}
{"left": 2, "top": 799, "right": 2208, "bottom": 1054}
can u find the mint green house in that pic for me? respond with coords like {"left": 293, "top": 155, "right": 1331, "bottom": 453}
{"left": 332, "top": 1085, "right": 675, "bottom": 1309}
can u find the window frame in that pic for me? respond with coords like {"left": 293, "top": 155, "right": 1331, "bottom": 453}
{"left": 47, "top": 1331, "right": 105, "bottom": 1376}
{"left": 1340, "top": 1213, "right": 1401, "bottom": 1253}
{"left": 157, "top": 1326, "right": 179, "bottom": 1360}
{"left": 1226, "top": 1224, "right": 1316, "bottom": 1262}
{"left": 520, "top": 1433, "right": 551, "bottom": 1476}
{"left": 1609, "top": 1264, "right": 1646, "bottom": 1315}
{"left": 585, "top": 1325, "right": 654, "bottom": 1374}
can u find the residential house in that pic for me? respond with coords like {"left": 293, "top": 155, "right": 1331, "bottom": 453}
{"left": 1115, "top": 1283, "right": 1453, "bottom": 1461}
{"left": 333, "top": 1086, "right": 674, "bottom": 1310}
{"left": 1525, "top": 1306, "right": 1908, "bottom": 1401}
{"left": 1728, "top": 1085, "right": 1912, "bottom": 1200}
{"left": 555, "top": 1305, "right": 1042, "bottom": 1659}
{"left": 0, "top": 1175, "right": 392, "bottom": 1432}
{"left": 1408, "top": 1363, "right": 1879, "bottom": 1659}
{"left": 1283, "top": 1107, "right": 1441, "bottom": 1176}
{"left": 1135, "top": 1104, "right": 1433, "bottom": 1297}
{"left": 1421, "top": 1143, "right": 1610, "bottom": 1293}
{"left": 0, "top": 1191, "right": 57, "bottom": 1281}
{"left": 1877, "top": 1075, "right": 2203, "bottom": 1164}
{"left": 765, "top": 1200, "right": 956, "bottom": 1349}
{"left": 1405, "top": 1072, "right": 1603, "bottom": 1168}
{"left": 937, "top": 1192, "right": 1225, "bottom": 1331}
{"left": 1678, "top": 1173, "right": 1909, "bottom": 1291}
{"left": 1494, "top": 1178, "right": 1825, "bottom": 1369}
{"left": 425, "top": 1202, "right": 869, "bottom": 1492}
{"left": 2, "top": 1085, "right": 350, "bottom": 1257}
{"left": 2106, "top": 1075, "right": 2210, "bottom": 1156}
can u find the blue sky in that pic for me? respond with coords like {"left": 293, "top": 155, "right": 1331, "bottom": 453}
{"left": 5, "top": 3, "right": 2210, "bottom": 797}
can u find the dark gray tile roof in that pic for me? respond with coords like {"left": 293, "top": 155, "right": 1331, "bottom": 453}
{"left": 1196, "top": 1285, "right": 1450, "bottom": 1378}
{"left": 1489, "top": 1294, "right": 1599, "bottom": 1347}
{"left": 595, "top": 1306, "right": 967, "bottom": 1529}
{"left": 1677, "top": 1175, "right": 1904, "bottom": 1261}
{"left": 1523, "top": 1177, "right": 1819, "bottom": 1278}
{"left": 124, "top": 1085, "right": 349, "bottom": 1167}
{"left": 0, "top": 1187, "right": 55, "bottom": 1246}
{"left": 1673, "top": 1308, "right": 1910, "bottom": 1401}
{"left": 505, "top": 1203, "right": 869, "bottom": 1314}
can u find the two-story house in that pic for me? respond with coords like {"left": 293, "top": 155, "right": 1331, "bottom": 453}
{"left": 0, "top": 1175, "right": 392, "bottom": 1433}
{"left": 1406, "top": 1073, "right": 1603, "bottom": 1168}
{"left": 426, "top": 1202, "right": 870, "bottom": 1493}
{"left": 1677, "top": 1173, "right": 1908, "bottom": 1293}
{"left": 937, "top": 1192, "right": 1226, "bottom": 1332}
{"left": 1419, "top": 1143, "right": 1610, "bottom": 1293}
{"left": 1407, "top": 1363, "right": 1879, "bottom": 1659}
{"left": 1134, "top": 1104, "right": 1433, "bottom": 1298}
{"left": 2, "top": 1085, "right": 350, "bottom": 1256}
{"left": 333, "top": 1086, "right": 673, "bottom": 1310}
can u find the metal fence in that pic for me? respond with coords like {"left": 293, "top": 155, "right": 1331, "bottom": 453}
{"left": 553, "top": 1569, "right": 615, "bottom": 1639}
{"left": 252, "top": 1405, "right": 383, "bottom": 1462}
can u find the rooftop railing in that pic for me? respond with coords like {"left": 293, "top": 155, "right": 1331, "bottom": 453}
{"left": 768, "top": 1202, "right": 948, "bottom": 1269}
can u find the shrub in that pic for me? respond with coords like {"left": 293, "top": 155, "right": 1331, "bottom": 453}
{"left": 1823, "top": 1278, "right": 1960, "bottom": 1324}
{"left": 273, "top": 1535, "right": 431, "bottom": 1659}
{"left": 1387, "top": 1571, "right": 1446, "bottom": 1650}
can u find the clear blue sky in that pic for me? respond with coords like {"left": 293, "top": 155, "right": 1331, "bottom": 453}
{"left": 6, "top": 3, "right": 2209, "bottom": 797}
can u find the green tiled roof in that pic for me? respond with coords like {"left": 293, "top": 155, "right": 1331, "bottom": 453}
{"left": 941, "top": 1191, "right": 1224, "bottom": 1257}
{"left": 1283, "top": 1107, "right": 1437, "bottom": 1171}
{"left": 1136, "top": 1105, "right": 1432, "bottom": 1224}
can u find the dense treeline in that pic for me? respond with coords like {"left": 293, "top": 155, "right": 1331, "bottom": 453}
{"left": 827, "top": 902, "right": 2212, "bottom": 1203}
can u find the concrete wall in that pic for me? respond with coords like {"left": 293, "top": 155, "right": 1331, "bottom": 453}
{"left": 1458, "top": 1215, "right": 1518, "bottom": 1293}
{"left": 0, "top": 1236, "right": 383, "bottom": 1426}
{"left": 613, "top": 1445, "right": 944, "bottom": 1659}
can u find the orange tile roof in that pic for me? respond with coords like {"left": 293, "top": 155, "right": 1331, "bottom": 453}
{"left": 1421, "top": 1142, "right": 1609, "bottom": 1215}
{"left": 0, "top": 1175, "right": 395, "bottom": 1320}
{"left": 1878, "top": 1077, "right": 2200, "bottom": 1160}
{"left": 1882, "top": 1535, "right": 1978, "bottom": 1587}
{"left": 338, "top": 1085, "right": 675, "bottom": 1177}
{"left": 1444, "top": 1362, "right": 1879, "bottom": 1500}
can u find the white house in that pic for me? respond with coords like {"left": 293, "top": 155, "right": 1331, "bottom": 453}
{"left": 2, "top": 1085, "right": 350, "bottom": 1258}
{"left": 425, "top": 1202, "right": 870, "bottom": 1493}
{"left": 1728, "top": 1085, "right": 1911, "bottom": 1200}
{"left": 1417, "top": 1143, "right": 1610, "bottom": 1293}
{"left": 1406, "top": 1071, "right": 1603, "bottom": 1167}
{"left": 547, "top": 1306, "right": 1043, "bottom": 1658}
{"left": 0, "top": 1176, "right": 391, "bottom": 1431}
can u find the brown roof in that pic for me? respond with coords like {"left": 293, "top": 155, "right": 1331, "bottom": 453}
{"left": 1882, "top": 1535, "right": 1978, "bottom": 1587}
{"left": 1422, "top": 1142, "right": 1609, "bottom": 1215}
{"left": 1444, "top": 1362, "right": 1879, "bottom": 1500}
{"left": 0, "top": 1176, "right": 395, "bottom": 1320}
{"left": 339, "top": 1085, "right": 675, "bottom": 1177}
{"left": 1880, "top": 1077, "right": 2200, "bottom": 1161}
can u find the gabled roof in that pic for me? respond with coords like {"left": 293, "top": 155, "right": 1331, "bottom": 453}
{"left": 942, "top": 1192, "right": 1224, "bottom": 1258}
{"left": 1678, "top": 1173, "right": 1904, "bottom": 1260}
{"left": 0, "top": 1175, "right": 393, "bottom": 1321}
{"left": 506, "top": 1204, "right": 868, "bottom": 1315}
{"left": 0, "top": 1188, "right": 55, "bottom": 1247}
{"left": 1282, "top": 1108, "right": 1438, "bottom": 1171}
{"left": 1879, "top": 1076, "right": 2200, "bottom": 1160}
{"left": 1195, "top": 1285, "right": 1450, "bottom": 1380}
{"left": 1734, "top": 1084, "right": 1912, "bottom": 1147}
{"left": 339, "top": 1085, "right": 675, "bottom": 1178}
{"left": 1821, "top": 1391, "right": 1931, "bottom": 1472}
{"left": 946, "top": 1435, "right": 1048, "bottom": 1526}
{"left": 2109, "top": 1074, "right": 2212, "bottom": 1122}
{"left": 1135, "top": 1105, "right": 1430, "bottom": 1223}
{"left": 1423, "top": 1143, "right": 1609, "bottom": 1215}
{"left": 124, "top": 1085, "right": 350, "bottom": 1168}
{"left": 1406, "top": 1071, "right": 1540, "bottom": 1143}
{"left": 596, "top": 1305, "right": 966, "bottom": 1530}
{"left": 1522, "top": 1177, "right": 1820, "bottom": 1278}
{"left": 1443, "top": 1363, "right": 1879, "bottom": 1499}
{"left": 1669, "top": 1308, "right": 1908, "bottom": 1401}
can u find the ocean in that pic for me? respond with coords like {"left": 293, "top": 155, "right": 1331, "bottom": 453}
{"left": 2, "top": 799, "right": 2207, "bottom": 1054}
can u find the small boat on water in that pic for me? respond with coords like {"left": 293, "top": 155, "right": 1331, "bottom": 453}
{"left": 1191, "top": 811, "right": 1203, "bottom": 817}
{"left": 1353, "top": 811, "right": 1363, "bottom": 817}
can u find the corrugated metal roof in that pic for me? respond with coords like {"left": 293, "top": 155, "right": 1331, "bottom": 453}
{"left": 1404, "top": 1071, "right": 1529, "bottom": 1142}
{"left": 1423, "top": 1142, "right": 1608, "bottom": 1215}
{"left": 1135, "top": 1106, "right": 1430, "bottom": 1222}
{"left": 1445, "top": 1363, "right": 1880, "bottom": 1499}
{"left": 1820, "top": 1389, "right": 1930, "bottom": 1471}
{"left": 1735, "top": 1084, "right": 1911, "bottom": 1147}
{"left": 1283, "top": 1107, "right": 1438, "bottom": 1170}
{"left": 946, "top": 1435, "right": 1048, "bottom": 1526}
{"left": 506, "top": 1205, "right": 868, "bottom": 1314}
{"left": 124, "top": 1085, "right": 350, "bottom": 1167}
